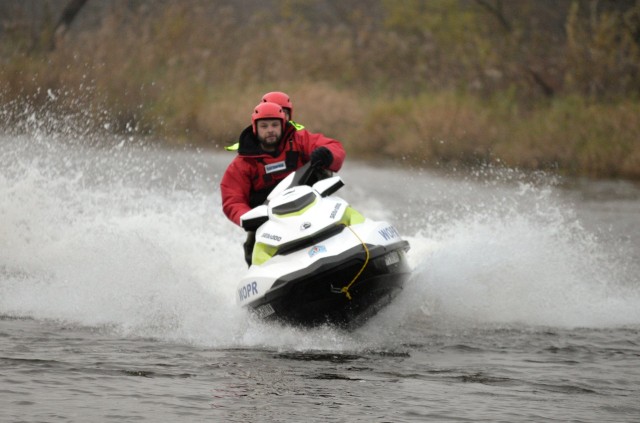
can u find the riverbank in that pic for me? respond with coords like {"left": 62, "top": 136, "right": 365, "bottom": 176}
{"left": 3, "top": 81, "right": 638, "bottom": 180}
{"left": 1, "top": 1, "right": 638, "bottom": 179}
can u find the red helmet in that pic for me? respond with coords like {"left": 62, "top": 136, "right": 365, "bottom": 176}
{"left": 252, "top": 102, "right": 285, "bottom": 134}
{"left": 262, "top": 91, "right": 293, "bottom": 119}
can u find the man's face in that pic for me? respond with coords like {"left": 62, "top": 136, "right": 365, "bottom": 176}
{"left": 256, "top": 119, "right": 282, "bottom": 150}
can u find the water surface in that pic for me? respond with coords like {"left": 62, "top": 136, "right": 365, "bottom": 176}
{"left": 1, "top": 133, "right": 639, "bottom": 422}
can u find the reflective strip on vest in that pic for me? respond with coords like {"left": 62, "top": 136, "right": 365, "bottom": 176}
{"left": 225, "top": 142, "right": 240, "bottom": 151}
{"left": 290, "top": 121, "right": 305, "bottom": 130}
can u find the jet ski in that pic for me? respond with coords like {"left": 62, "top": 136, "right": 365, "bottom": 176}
{"left": 236, "top": 162, "right": 411, "bottom": 328}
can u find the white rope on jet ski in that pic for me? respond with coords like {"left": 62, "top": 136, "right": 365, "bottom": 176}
{"left": 341, "top": 225, "right": 370, "bottom": 300}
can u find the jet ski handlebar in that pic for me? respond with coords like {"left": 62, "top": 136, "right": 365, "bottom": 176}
{"left": 239, "top": 162, "right": 343, "bottom": 231}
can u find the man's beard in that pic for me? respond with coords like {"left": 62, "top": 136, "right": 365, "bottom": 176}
{"left": 259, "top": 134, "right": 281, "bottom": 150}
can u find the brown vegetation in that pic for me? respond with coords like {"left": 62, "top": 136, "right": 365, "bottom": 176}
{"left": 1, "top": 0, "right": 639, "bottom": 179}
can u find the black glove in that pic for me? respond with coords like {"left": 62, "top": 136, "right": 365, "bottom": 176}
{"left": 310, "top": 147, "right": 333, "bottom": 169}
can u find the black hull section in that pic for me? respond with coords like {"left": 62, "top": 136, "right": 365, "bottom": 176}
{"left": 247, "top": 242, "right": 411, "bottom": 329}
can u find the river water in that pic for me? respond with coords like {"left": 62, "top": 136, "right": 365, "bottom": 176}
{"left": 1, "top": 131, "right": 639, "bottom": 422}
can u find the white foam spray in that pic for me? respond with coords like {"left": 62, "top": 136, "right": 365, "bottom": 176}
{"left": 1, "top": 125, "right": 639, "bottom": 352}
{"left": 366, "top": 167, "right": 640, "bottom": 333}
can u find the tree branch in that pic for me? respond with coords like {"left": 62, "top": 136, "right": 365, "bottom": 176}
{"left": 51, "top": 0, "right": 89, "bottom": 50}
{"left": 475, "top": 0, "right": 512, "bottom": 32}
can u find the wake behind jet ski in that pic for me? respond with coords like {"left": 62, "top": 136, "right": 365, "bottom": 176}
{"left": 236, "top": 162, "right": 411, "bottom": 329}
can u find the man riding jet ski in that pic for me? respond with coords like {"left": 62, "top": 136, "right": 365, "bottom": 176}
{"left": 220, "top": 99, "right": 346, "bottom": 267}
